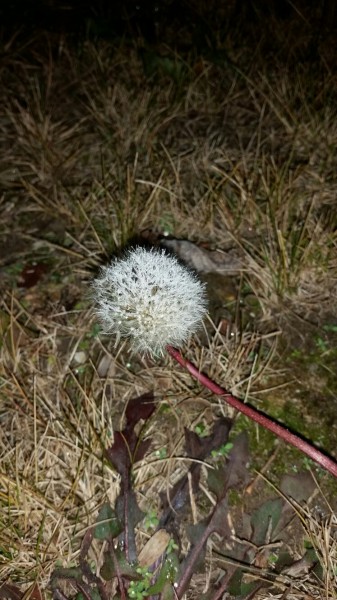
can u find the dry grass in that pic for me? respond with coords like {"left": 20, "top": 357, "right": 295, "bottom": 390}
{"left": 298, "top": 505, "right": 337, "bottom": 600}
{"left": 1, "top": 23, "right": 337, "bottom": 599}
{"left": 256, "top": 476, "right": 337, "bottom": 600}
{"left": 0, "top": 291, "right": 275, "bottom": 588}
{"left": 2, "top": 36, "right": 336, "bottom": 317}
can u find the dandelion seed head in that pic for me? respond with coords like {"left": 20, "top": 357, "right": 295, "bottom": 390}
{"left": 92, "top": 247, "right": 207, "bottom": 356}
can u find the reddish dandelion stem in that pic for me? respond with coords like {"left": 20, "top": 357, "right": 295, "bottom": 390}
{"left": 167, "top": 345, "right": 337, "bottom": 480}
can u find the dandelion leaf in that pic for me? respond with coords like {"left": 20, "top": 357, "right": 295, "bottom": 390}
{"left": 228, "top": 569, "right": 262, "bottom": 599}
{"left": 116, "top": 490, "right": 145, "bottom": 563}
{"left": 208, "top": 432, "right": 250, "bottom": 499}
{"left": 250, "top": 498, "right": 283, "bottom": 546}
{"left": 105, "top": 392, "right": 155, "bottom": 481}
{"left": 94, "top": 502, "right": 123, "bottom": 540}
{"left": 159, "top": 418, "right": 232, "bottom": 527}
{"left": 100, "top": 547, "right": 137, "bottom": 581}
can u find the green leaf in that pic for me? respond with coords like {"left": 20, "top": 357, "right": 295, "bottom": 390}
{"left": 146, "top": 552, "right": 180, "bottom": 595}
{"left": 94, "top": 503, "right": 123, "bottom": 540}
{"left": 227, "top": 569, "right": 262, "bottom": 598}
{"left": 250, "top": 498, "right": 283, "bottom": 546}
{"left": 101, "top": 547, "right": 137, "bottom": 581}
{"left": 323, "top": 324, "right": 337, "bottom": 333}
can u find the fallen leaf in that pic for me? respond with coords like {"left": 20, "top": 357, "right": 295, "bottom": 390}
{"left": 97, "top": 354, "right": 115, "bottom": 377}
{"left": 138, "top": 529, "right": 171, "bottom": 567}
{"left": 280, "top": 471, "right": 316, "bottom": 503}
{"left": 162, "top": 239, "right": 243, "bottom": 274}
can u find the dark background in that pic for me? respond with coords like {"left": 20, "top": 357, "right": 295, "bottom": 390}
{"left": 1, "top": 0, "right": 337, "bottom": 51}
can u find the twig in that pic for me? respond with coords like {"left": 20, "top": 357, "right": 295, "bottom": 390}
{"left": 52, "top": 590, "right": 69, "bottom": 600}
{"left": 209, "top": 566, "right": 237, "bottom": 600}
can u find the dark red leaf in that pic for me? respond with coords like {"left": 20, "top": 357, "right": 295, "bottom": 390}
{"left": 101, "top": 546, "right": 137, "bottom": 581}
{"left": 125, "top": 392, "right": 155, "bottom": 427}
{"left": 105, "top": 392, "right": 155, "bottom": 482}
{"left": 208, "top": 497, "right": 232, "bottom": 537}
{"left": 105, "top": 430, "right": 133, "bottom": 480}
{"left": 18, "top": 263, "right": 48, "bottom": 288}
{"left": 159, "top": 418, "right": 232, "bottom": 528}
{"left": 189, "top": 418, "right": 232, "bottom": 459}
{"left": 133, "top": 438, "right": 152, "bottom": 463}
{"left": 208, "top": 432, "right": 250, "bottom": 500}
{"left": 116, "top": 490, "right": 145, "bottom": 563}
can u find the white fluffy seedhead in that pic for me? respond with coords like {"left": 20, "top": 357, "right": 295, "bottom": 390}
{"left": 92, "top": 247, "right": 207, "bottom": 356}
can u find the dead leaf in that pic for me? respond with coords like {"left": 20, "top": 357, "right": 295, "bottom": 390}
{"left": 97, "top": 354, "right": 115, "bottom": 377}
{"left": 208, "top": 432, "right": 250, "bottom": 499}
{"left": 138, "top": 529, "right": 171, "bottom": 567}
{"left": 280, "top": 471, "right": 316, "bottom": 503}
{"left": 161, "top": 239, "right": 244, "bottom": 274}
{"left": 282, "top": 553, "right": 317, "bottom": 577}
